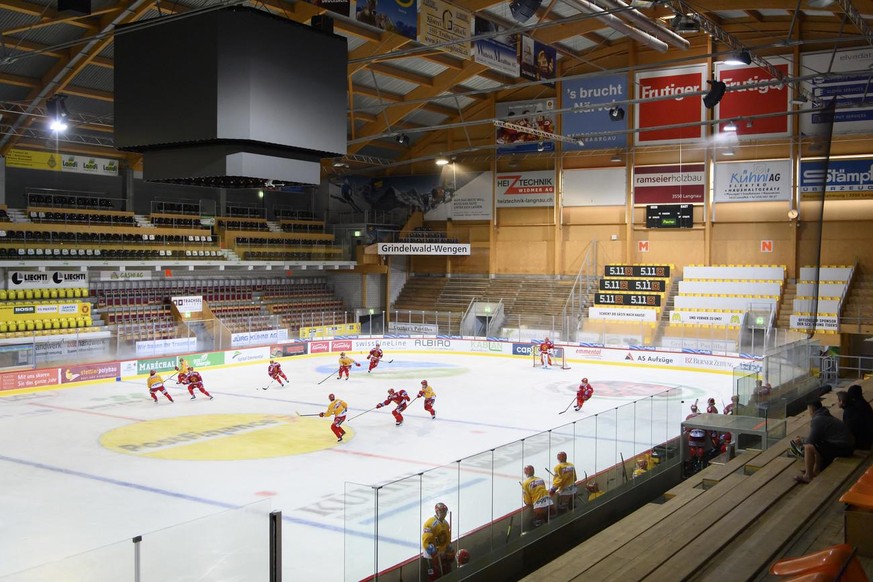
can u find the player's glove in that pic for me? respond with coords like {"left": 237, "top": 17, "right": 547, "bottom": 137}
{"left": 549, "top": 487, "right": 557, "bottom": 496}
{"left": 425, "top": 544, "right": 437, "bottom": 558}
{"left": 319, "top": 412, "right": 325, "bottom": 417}
{"left": 376, "top": 403, "right": 383, "bottom": 409}
{"left": 444, "top": 549, "right": 456, "bottom": 561}
{"left": 174, "top": 366, "right": 179, "bottom": 371}
{"left": 355, "top": 362, "right": 361, "bottom": 367}
{"left": 417, "top": 391, "right": 424, "bottom": 398}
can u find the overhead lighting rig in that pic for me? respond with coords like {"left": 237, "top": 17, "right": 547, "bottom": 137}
{"left": 493, "top": 120, "right": 585, "bottom": 147}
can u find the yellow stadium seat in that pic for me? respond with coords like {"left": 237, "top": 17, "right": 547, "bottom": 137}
{"left": 25, "top": 321, "right": 34, "bottom": 332}
{"left": 35, "top": 321, "right": 43, "bottom": 331}
{"left": 24, "top": 290, "right": 33, "bottom": 300}
{"left": 49, "top": 289, "right": 58, "bottom": 299}
{"left": 58, "top": 289, "right": 68, "bottom": 299}
{"left": 0, "top": 290, "right": 6, "bottom": 301}
{"left": 74, "top": 317, "right": 84, "bottom": 328}
{"left": 51, "top": 319, "right": 60, "bottom": 330}
{"left": 0, "top": 322, "right": 6, "bottom": 334}
{"left": 80, "top": 287, "right": 88, "bottom": 298}
{"left": 73, "top": 288, "right": 82, "bottom": 298}
{"left": 84, "top": 316, "right": 92, "bottom": 327}
{"left": 60, "top": 319, "right": 69, "bottom": 329}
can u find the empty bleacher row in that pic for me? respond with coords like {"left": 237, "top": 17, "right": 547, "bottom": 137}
{"left": 149, "top": 214, "right": 209, "bottom": 229}
{"left": 26, "top": 191, "right": 116, "bottom": 210}
{"left": 29, "top": 208, "right": 136, "bottom": 227}
{"left": 280, "top": 220, "right": 326, "bottom": 234}
{"left": 1, "top": 316, "right": 94, "bottom": 334}
{"left": 789, "top": 265, "right": 854, "bottom": 334}
{"left": 398, "top": 226, "right": 459, "bottom": 244}
{"left": 0, "top": 287, "right": 88, "bottom": 301}
{"left": 0, "top": 248, "right": 222, "bottom": 261}
{"left": 94, "top": 280, "right": 255, "bottom": 307}
{"left": 216, "top": 217, "right": 271, "bottom": 232}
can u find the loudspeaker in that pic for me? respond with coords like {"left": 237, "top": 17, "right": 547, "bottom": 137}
{"left": 311, "top": 15, "right": 334, "bottom": 34}
{"left": 58, "top": 0, "right": 91, "bottom": 15}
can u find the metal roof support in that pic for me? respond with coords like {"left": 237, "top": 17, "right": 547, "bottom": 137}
{"left": 831, "top": 0, "right": 873, "bottom": 47}
{"left": 592, "top": 0, "right": 690, "bottom": 50}
{"left": 566, "top": 0, "right": 670, "bottom": 53}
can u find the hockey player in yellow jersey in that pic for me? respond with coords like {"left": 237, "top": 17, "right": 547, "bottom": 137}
{"left": 337, "top": 352, "right": 360, "bottom": 380}
{"left": 174, "top": 357, "right": 189, "bottom": 384}
{"left": 319, "top": 393, "right": 348, "bottom": 442}
{"left": 418, "top": 379, "right": 437, "bottom": 419}
{"left": 521, "top": 465, "right": 554, "bottom": 528}
{"left": 549, "top": 452, "right": 578, "bottom": 511}
{"left": 147, "top": 370, "right": 174, "bottom": 403}
{"left": 421, "top": 502, "right": 454, "bottom": 580}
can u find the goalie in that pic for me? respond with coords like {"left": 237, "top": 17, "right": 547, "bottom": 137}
{"left": 539, "top": 337, "right": 555, "bottom": 369}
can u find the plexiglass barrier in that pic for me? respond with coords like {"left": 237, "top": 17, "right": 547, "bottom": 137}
{"left": 343, "top": 389, "right": 684, "bottom": 581}
{"left": 0, "top": 499, "right": 271, "bottom": 582}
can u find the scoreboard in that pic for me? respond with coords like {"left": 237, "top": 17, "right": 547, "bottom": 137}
{"left": 600, "top": 279, "right": 667, "bottom": 292}
{"left": 594, "top": 293, "right": 662, "bottom": 307}
{"left": 604, "top": 265, "right": 671, "bottom": 278}
{"left": 646, "top": 204, "right": 693, "bottom": 228}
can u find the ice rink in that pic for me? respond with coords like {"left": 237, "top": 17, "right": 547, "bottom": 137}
{"left": 0, "top": 349, "right": 735, "bottom": 581}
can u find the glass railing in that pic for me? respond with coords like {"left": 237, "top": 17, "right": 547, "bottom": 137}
{"left": 342, "top": 388, "right": 684, "bottom": 581}
{"left": 0, "top": 499, "right": 271, "bottom": 582}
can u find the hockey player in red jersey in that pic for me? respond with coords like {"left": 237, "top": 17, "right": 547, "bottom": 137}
{"left": 319, "top": 393, "right": 348, "bottom": 442}
{"left": 705, "top": 397, "right": 719, "bottom": 449}
{"left": 267, "top": 360, "right": 288, "bottom": 386}
{"left": 184, "top": 366, "right": 213, "bottom": 400}
{"left": 539, "top": 337, "right": 555, "bottom": 368}
{"left": 418, "top": 380, "right": 436, "bottom": 419}
{"left": 685, "top": 403, "right": 706, "bottom": 472}
{"left": 377, "top": 388, "right": 411, "bottom": 426}
{"left": 367, "top": 343, "right": 383, "bottom": 373}
{"left": 706, "top": 397, "right": 718, "bottom": 414}
{"left": 575, "top": 378, "right": 594, "bottom": 411}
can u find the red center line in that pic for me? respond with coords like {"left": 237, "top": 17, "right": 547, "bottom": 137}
{"left": 29, "top": 403, "right": 145, "bottom": 422}
{"left": 326, "top": 447, "right": 519, "bottom": 480}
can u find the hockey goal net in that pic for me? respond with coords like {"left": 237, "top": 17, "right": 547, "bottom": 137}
{"left": 531, "top": 345, "right": 570, "bottom": 369}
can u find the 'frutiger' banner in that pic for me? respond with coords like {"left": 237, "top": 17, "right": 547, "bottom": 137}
{"left": 715, "top": 61, "right": 791, "bottom": 138}
{"left": 635, "top": 65, "right": 706, "bottom": 145}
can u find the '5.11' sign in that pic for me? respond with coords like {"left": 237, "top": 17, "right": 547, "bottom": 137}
{"left": 605, "top": 265, "right": 671, "bottom": 278}
{"left": 594, "top": 293, "right": 662, "bottom": 307}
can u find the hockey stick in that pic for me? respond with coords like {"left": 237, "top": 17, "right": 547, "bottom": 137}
{"left": 260, "top": 379, "right": 275, "bottom": 391}
{"left": 544, "top": 467, "right": 554, "bottom": 476}
{"left": 317, "top": 370, "right": 337, "bottom": 385}
{"left": 558, "top": 397, "right": 576, "bottom": 415}
{"left": 347, "top": 405, "right": 379, "bottom": 422}
{"left": 505, "top": 514, "right": 514, "bottom": 544}
{"left": 620, "top": 453, "right": 629, "bottom": 484}
{"left": 295, "top": 411, "right": 322, "bottom": 417}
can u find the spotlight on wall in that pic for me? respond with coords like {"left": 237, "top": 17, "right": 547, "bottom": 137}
{"left": 537, "top": 141, "right": 545, "bottom": 152}
{"left": 723, "top": 120, "right": 737, "bottom": 132}
{"left": 792, "top": 94, "right": 809, "bottom": 105}
{"left": 703, "top": 79, "right": 727, "bottom": 109}
{"left": 46, "top": 94, "right": 69, "bottom": 132}
{"left": 395, "top": 134, "right": 409, "bottom": 145}
{"left": 435, "top": 157, "right": 450, "bottom": 166}
{"left": 725, "top": 49, "right": 752, "bottom": 66}
{"left": 609, "top": 107, "right": 625, "bottom": 121}
{"left": 610, "top": 152, "right": 622, "bottom": 163}
{"left": 722, "top": 148, "right": 735, "bottom": 156}
{"left": 509, "top": 0, "right": 543, "bottom": 23}
{"left": 671, "top": 14, "right": 700, "bottom": 33}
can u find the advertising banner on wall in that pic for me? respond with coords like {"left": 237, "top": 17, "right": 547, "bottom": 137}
{"left": 171, "top": 296, "right": 203, "bottom": 313}
{"left": 715, "top": 61, "right": 791, "bottom": 138}
{"left": 377, "top": 243, "right": 471, "bottom": 255}
{"left": 136, "top": 337, "right": 197, "bottom": 356}
{"left": 713, "top": 160, "right": 793, "bottom": 202}
{"left": 562, "top": 73, "right": 628, "bottom": 151}
{"left": 635, "top": 65, "right": 707, "bottom": 145}
{"left": 495, "top": 170, "right": 556, "bottom": 207}
{"left": 418, "top": 0, "right": 471, "bottom": 59}
{"left": 6, "top": 148, "right": 119, "bottom": 176}
{"left": 633, "top": 164, "right": 705, "bottom": 204}
{"left": 800, "top": 48, "right": 873, "bottom": 135}
{"left": 424, "top": 171, "right": 493, "bottom": 221}
{"left": 562, "top": 168, "right": 626, "bottom": 206}
{"left": 669, "top": 311, "right": 745, "bottom": 326}
{"left": 355, "top": 0, "right": 417, "bottom": 39}
{"left": 790, "top": 314, "right": 839, "bottom": 332}
{"left": 495, "top": 99, "right": 556, "bottom": 154}
{"left": 472, "top": 16, "right": 519, "bottom": 77}
{"left": 800, "top": 158, "right": 873, "bottom": 200}
{"left": 303, "top": 0, "right": 350, "bottom": 16}
{"left": 231, "top": 329, "right": 290, "bottom": 347}
{"left": 8, "top": 271, "right": 89, "bottom": 290}
{"left": 588, "top": 307, "right": 659, "bottom": 322}
{"left": 519, "top": 35, "right": 555, "bottom": 87}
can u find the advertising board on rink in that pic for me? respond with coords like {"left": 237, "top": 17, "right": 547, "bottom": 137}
{"left": 669, "top": 311, "right": 745, "bottom": 326}
{"left": 635, "top": 64, "right": 706, "bottom": 145}
{"left": 588, "top": 307, "right": 659, "bottom": 322}
{"left": 0, "top": 367, "right": 60, "bottom": 391}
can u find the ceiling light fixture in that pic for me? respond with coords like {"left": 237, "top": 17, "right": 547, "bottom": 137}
{"left": 610, "top": 152, "right": 622, "bottom": 163}
{"left": 723, "top": 120, "right": 737, "bottom": 132}
{"left": 792, "top": 94, "right": 809, "bottom": 105}
{"left": 395, "top": 134, "right": 409, "bottom": 145}
{"left": 723, "top": 148, "right": 735, "bottom": 156}
{"left": 609, "top": 107, "right": 625, "bottom": 121}
{"left": 435, "top": 157, "right": 450, "bottom": 166}
{"left": 509, "top": 0, "right": 543, "bottom": 23}
{"left": 703, "top": 79, "right": 727, "bottom": 109}
{"left": 725, "top": 49, "right": 752, "bottom": 66}
{"left": 46, "top": 94, "right": 69, "bottom": 133}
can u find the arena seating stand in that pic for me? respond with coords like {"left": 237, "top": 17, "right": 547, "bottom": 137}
{"left": 0, "top": 287, "right": 94, "bottom": 336}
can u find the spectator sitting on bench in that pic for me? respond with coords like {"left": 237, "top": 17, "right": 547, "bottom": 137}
{"left": 790, "top": 398, "right": 855, "bottom": 484}
{"left": 838, "top": 389, "right": 873, "bottom": 450}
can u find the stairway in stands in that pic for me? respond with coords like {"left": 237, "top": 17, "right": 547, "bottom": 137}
{"left": 840, "top": 269, "right": 873, "bottom": 326}
{"left": 266, "top": 220, "right": 283, "bottom": 233}
{"left": 6, "top": 209, "right": 29, "bottom": 223}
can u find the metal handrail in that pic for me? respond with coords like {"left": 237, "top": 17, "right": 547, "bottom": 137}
{"left": 562, "top": 240, "right": 597, "bottom": 340}
{"left": 486, "top": 299, "right": 505, "bottom": 337}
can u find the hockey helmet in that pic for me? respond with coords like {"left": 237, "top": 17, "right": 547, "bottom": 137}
{"left": 421, "top": 379, "right": 428, "bottom": 385}
{"left": 340, "top": 352, "right": 346, "bottom": 356}
{"left": 150, "top": 370, "right": 156, "bottom": 376}
{"left": 188, "top": 366, "right": 194, "bottom": 371}
{"left": 523, "top": 465, "right": 535, "bottom": 477}
{"left": 434, "top": 502, "right": 448, "bottom": 520}
{"left": 457, "top": 548, "right": 470, "bottom": 565}
{"left": 690, "top": 404, "right": 699, "bottom": 413}
{"left": 586, "top": 481, "right": 599, "bottom": 491}
{"left": 582, "top": 378, "right": 588, "bottom": 383}
{"left": 375, "top": 343, "right": 380, "bottom": 347}
{"left": 328, "top": 393, "right": 335, "bottom": 401}
{"left": 557, "top": 451, "right": 567, "bottom": 463}
{"left": 708, "top": 397, "right": 716, "bottom": 405}
{"left": 387, "top": 388, "right": 395, "bottom": 394}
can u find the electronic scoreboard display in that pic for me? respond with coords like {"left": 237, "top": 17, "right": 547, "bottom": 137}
{"left": 599, "top": 279, "right": 667, "bottom": 292}
{"left": 594, "top": 293, "right": 662, "bottom": 307}
{"left": 604, "top": 265, "right": 671, "bottom": 278}
{"left": 646, "top": 204, "right": 693, "bottom": 228}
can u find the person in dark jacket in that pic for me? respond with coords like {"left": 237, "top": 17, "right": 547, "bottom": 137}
{"left": 790, "top": 399, "right": 854, "bottom": 484}
{"left": 847, "top": 384, "right": 873, "bottom": 416}
{"left": 838, "top": 390, "right": 873, "bottom": 450}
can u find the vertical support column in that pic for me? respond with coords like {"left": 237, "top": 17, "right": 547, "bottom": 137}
{"left": 132, "top": 535, "right": 142, "bottom": 582}
{"left": 0, "top": 156, "right": 6, "bottom": 205}
{"left": 704, "top": 35, "right": 714, "bottom": 267}
{"left": 269, "top": 510, "right": 282, "bottom": 582}
{"left": 123, "top": 166, "right": 135, "bottom": 212}
{"left": 624, "top": 44, "right": 637, "bottom": 265}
